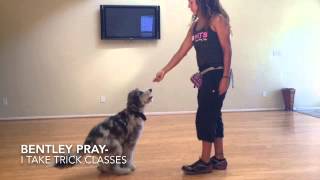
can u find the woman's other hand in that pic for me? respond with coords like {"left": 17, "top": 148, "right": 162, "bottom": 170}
{"left": 218, "top": 77, "right": 229, "bottom": 95}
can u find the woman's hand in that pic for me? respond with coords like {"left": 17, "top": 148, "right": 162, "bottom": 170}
{"left": 218, "top": 77, "right": 229, "bottom": 95}
{"left": 153, "top": 70, "right": 166, "bottom": 82}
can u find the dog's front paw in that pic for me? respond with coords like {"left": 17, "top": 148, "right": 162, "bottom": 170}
{"left": 128, "top": 164, "right": 136, "bottom": 171}
{"left": 113, "top": 166, "right": 132, "bottom": 175}
{"left": 122, "top": 163, "right": 136, "bottom": 171}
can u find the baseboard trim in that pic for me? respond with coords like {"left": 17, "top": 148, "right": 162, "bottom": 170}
{"left": 294, "top": 107, "right": 320, "bottom": 110}
{"left": 0, "top": 108, "right": 290, "bottom": 121}
{"left": 222, "top": 108, "right": 283, "bottom": 112}
{"left": 0, "top": 114, "right": 111, "bottom": 121}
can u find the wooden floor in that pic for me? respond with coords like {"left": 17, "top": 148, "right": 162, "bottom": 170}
{"left": 1, "top": 111, "right": 320, "bottom": 180}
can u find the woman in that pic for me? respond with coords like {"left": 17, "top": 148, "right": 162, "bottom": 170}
{"left": 153, "top": 0, "right": 232, "bottom": 175}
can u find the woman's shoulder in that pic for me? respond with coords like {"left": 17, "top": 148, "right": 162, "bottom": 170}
{"left": 209, "top": 14, "right": 230, "bottom": 31}
{"left": 209, "top": 14, "right": 228, "bottom": 25}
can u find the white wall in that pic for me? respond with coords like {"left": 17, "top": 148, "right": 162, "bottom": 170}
{"left": 0, "top": 0, "right": 320, "bottom": 118}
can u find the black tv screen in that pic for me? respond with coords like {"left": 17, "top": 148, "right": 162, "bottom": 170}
{"left": 100, "top": 5, "right": 160, "bottom": 40}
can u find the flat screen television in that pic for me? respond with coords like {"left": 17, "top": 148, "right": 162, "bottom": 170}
{"left": 100, "top": 5, "right": 160, "bottom": 40}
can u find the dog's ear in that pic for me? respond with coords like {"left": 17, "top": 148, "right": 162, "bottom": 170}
{"left": 134, "top": 93, "right": 140, "bottom": 104}
{"left": 127, "top": 89, "right": 142, "bottom": 110}
{"left": 128, "top": 103, "right": 139, "bottom": 112}
{"left": 133, "top": 92, "right": 142, "bottom": 108}
{"left": 128, "top": 90, "right": 136, "bottom": 100}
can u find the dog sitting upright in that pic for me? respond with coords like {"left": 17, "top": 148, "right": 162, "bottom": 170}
{"left": 55, "top": 88, "right": 153, "bottom": 175}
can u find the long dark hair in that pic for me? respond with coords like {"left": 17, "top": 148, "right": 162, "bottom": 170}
{"left": 192, "top": 0, "right": 230, "bottom": 23}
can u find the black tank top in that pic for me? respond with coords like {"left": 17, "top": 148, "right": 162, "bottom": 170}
{"left": 192, "top": 22, "right": 224, "bottom": 71}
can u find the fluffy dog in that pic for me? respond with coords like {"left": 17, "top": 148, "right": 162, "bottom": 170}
{"left": 54, "top": 88, "right": 153, "bottom": 175}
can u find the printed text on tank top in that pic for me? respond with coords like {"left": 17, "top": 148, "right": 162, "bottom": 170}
{"left": 192, "top": 23, "right": 217, "bottom": 43}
